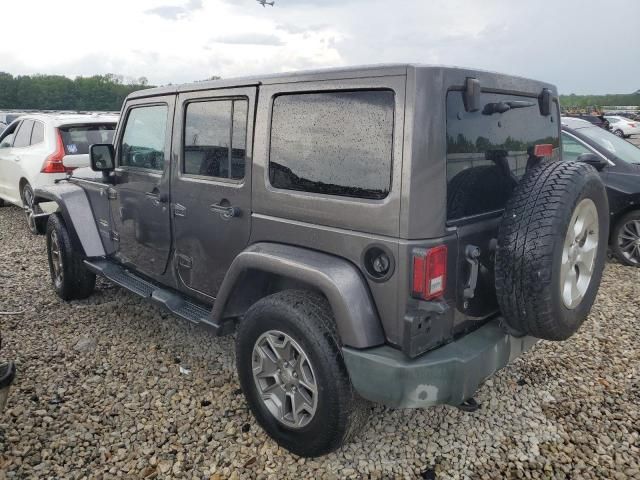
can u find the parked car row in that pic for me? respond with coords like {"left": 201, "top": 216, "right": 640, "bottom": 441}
{"left": 0, "top": 65, "right": 638, "bottom": 457}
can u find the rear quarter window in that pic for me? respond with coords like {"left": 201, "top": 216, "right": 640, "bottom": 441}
{"left": 446, "top": 90, "right": 559, "bottom": 221}
{"left": 269, "top": 90, "right": 395, "bottom": 200}
{"left": 59, "top": 124, "right": 116, "bottom": 155}
{"left": 13, "top": 120, "right": 34, "bottom": 148}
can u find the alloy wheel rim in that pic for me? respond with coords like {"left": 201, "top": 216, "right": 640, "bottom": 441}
{"left": 50, "top": 230, "right": 63, "bottom": 287}
{"left": 617, "top": 219, "right": 640, "bottom": 265}
{"left": 251, "top": 330, "right": 318, "bottom": 429}
{"left": 23, "top": 187, "right": 37, "bottom": 231}
{"left": 561, "top": 198, "right": 599, "bottom": 309}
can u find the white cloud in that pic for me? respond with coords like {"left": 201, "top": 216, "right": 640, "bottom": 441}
{"left": 1, "top": 0, "right": 638, "bottom": 93}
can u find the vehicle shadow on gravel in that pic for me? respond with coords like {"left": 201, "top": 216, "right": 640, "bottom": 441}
{"left": 1, "top": 205, "right": 638, "bottom": 479}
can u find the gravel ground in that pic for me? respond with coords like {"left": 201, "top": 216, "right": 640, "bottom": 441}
{"left": 0, "top": 205, "right": 639, "bottom": 480}
{"left": 629, "top": 135, "right": 640, "bottom": 148}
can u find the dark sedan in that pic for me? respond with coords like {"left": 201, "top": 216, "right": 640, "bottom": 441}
{"left": 562, "top": 117, "right": 640, "bottom": 266}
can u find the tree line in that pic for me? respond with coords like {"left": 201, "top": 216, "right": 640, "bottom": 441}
{"left": 0, "top": 73, "right": 153, "bottom": 112}
{"left": 560, "top": 92, "right": 640, "bottom": 109}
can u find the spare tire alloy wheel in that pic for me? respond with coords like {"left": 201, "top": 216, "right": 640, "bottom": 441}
{"left": 561, "top": 199, "right": 599, "bottom": 309}
{"left": 252, "top": 330, "right": 318, "bottom": 429}
{"left": 495, "top": 160, "right": 609, "bottom": 341}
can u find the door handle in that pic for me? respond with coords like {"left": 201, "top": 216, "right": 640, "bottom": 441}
{"left": 145, "top": 190, "right": 168, "bottom": 205}
{"left": 210, "top": 203, "right": 241, "bottom": 219}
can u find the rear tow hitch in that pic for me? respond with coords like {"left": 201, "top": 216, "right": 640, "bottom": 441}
{"left": 457, "top": 397, "right": 481, "bottom": 412}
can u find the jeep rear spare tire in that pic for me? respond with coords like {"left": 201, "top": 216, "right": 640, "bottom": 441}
{"left": 495, "top": 160, "right": 608, "bottom": 340}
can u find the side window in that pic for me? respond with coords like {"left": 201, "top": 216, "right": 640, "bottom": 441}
{"left": 120, "top": 105, "right": 168, "bottom": 171}
{"left": 561, "top": 133, "right": 594, "bottom": 161}
{"left": 13, "top": 120, "right": 34, "bottom": 148}
{"left": 183, "top": 98, "right": 247, "bottom": 180}
{"left": 269, "top": 90, "right": 395, "bottom": 200}
{"left": 30, "top": 121, "right": 45, "bottom": 145}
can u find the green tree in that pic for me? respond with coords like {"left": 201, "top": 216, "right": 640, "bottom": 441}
{"left": 0, "top": 72, "right": 154, "bottom": 111}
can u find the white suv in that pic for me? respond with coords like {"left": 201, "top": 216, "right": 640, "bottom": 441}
{"left": 0, "top": 114, "right": 118, "bottom": 233}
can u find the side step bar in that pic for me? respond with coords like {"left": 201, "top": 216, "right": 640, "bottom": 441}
{"left": 84, "top": 259, "right": 233, "bottom": 335}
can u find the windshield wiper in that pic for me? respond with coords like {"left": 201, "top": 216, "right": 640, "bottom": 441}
{"left": 482, "top": 100, "right": 536, "bottom": 116}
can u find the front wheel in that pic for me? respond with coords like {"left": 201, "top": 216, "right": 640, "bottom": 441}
{"left": 46, "top": 214, "right": 96, "bottom": 301}
{"left": 22, "top": 183, "right": 46, "bottom": 235}
{"left": 611, "top": 211, "right": 640, "bottom": 267}
{"left": 235, "top": 290, "right": 368, "bottom": 457}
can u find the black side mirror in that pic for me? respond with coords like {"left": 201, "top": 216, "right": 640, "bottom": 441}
{"left": 577, "top": 152, "right": 608, "bottom": 171}
{"left": 90, "top": 144, "right": 115, "bottom": 170}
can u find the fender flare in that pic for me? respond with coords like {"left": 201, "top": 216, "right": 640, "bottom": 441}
{"left": 34, "top": 183, "right": 105, "bottom": 258}
{"left": 212, "top": 242, "right": 385, "bottom": 349}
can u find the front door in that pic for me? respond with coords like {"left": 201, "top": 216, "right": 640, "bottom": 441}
{"left": 110, "top": 97, "right": 175, "bottom": 277}
{"left": 0, "top": 121, "right": 20, "bottom": 201}
{"left": 171, "top": 87, "right": 256, "bottom": 298}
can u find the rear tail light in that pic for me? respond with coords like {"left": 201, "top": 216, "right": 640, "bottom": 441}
{"left": 412, "top": 246, "right": 447, "bottom": 300}
{"left": 533, "top": 144, "right": 554, "bottom": 158}
{"left": 630, "top": 123, "right": 636, "bottom": 128}
{"left": 41, "top": 130, "right": 73, "bottom": 174}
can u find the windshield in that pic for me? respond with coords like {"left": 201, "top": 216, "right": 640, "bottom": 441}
{"left": 59, "top": 123, "right": 116, "bottom": 155}
{"left": 577, "top": 126, "right": 640, "bottom": 165}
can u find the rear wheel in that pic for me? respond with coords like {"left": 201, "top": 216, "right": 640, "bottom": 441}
{"left": 21, "top": 183, "right": 46, "bottom": 235}
{"left": 611, "top": 211, "right": 640, "bottom": 267}
{"left": 46, "top": 214, "right": 96, "bottom": 301}
{"left": 614, "top": 129, "right": 625, "bottom": 138}
{"left": 235, "top": 290, "right": 368, "bottom": 457}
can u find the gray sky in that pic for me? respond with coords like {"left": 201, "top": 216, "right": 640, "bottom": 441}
{"left": 2, "top": 0, "right": 638, "bottom": 94}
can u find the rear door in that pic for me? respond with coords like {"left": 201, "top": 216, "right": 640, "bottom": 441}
{"left": 445, "top": 89, "right": 560, "bottom": 327}
{"left": 109, "top": 97, "right": 175, "bottom": 277}
{"left": 171, "top": 86, "right": 255, "bottom": 299}
{"left": 4, "top": 120, "right": 34, "bottom": 204}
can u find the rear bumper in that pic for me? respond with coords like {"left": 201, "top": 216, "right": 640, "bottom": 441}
{"left": 342, "top": 319, "right": 538, "bottom": 408}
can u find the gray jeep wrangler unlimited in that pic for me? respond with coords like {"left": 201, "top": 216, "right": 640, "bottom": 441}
{"left": 35, "top": 64, "right": 609, "bottom": 457}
